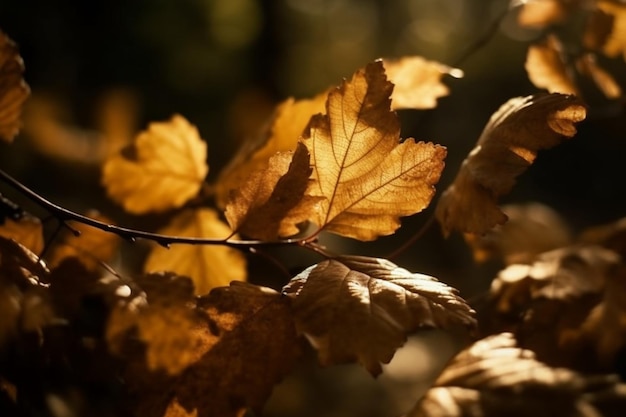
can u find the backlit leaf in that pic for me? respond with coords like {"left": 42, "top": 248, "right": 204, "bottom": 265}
{"left": 215, "top": 92, "right": 327, "bottom": 208}
{"left": 102, "top": 114, "right": 208, "bottom": 214}
{"left": 46, "top": 210, "right": 120, "bottom": 271}
{"left": 144, "top": 208, "right": 246, "bottom": 295}
{"left": 383, "top": 56, "right": 462, "bottom": 110}
{"left": 596, "top": 0, "right": 626, "bottom": 60}
{"left": 517, "top": 0, "right": 578, "bottom": 28}
{"left": 0, "top": 215, "right": 44, "bottom": 255}
{"left": 0, "top": 31, "right": 29, "bottom": 143}
{"left": 408, "top": 332, "right": 626, "bottom": 417}
{"left": 436, "top": 93, "right": 586, "bottom": 236}
{"left": 224, "top": 142, "right": 322, "bottom": 240}
{"left": 282, "top": 255, "right": 475, "bottom": 376}
{"left": 300, "top": 60, "right": 446, "bottom": 241}
{"left": 526, "top": 35, "right": 578, "bottom": 95}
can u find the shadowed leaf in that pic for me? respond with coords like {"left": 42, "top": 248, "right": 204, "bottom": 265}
{"left": 282, "top": 255, "right": 475, "bottom": 375}
{"left": 408, "top": 332, "right": 626, "bottom": 417}
{"left": 0, "top": 30, "right": 29, "bottom": 143}
{"left": 436, "top": 93, "right": 586, "bottom": 236}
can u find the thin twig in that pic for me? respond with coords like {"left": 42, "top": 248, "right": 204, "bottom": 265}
{"left": 386, "top": 213, "right": 435, "bottom": 261}
{"left": 0, "top": 168, "right": 298, "bottom": 249}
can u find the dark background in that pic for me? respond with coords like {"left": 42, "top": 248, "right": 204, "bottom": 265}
{"left": 1, "top": 1, "right": 626, "bottom": 416}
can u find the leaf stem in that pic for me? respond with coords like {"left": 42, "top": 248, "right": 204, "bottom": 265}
{"left": 386, "top": 213, "right": 435, "bottom": 261}
{"left": 0, "top": 168, "right": 299, "bottom": 249}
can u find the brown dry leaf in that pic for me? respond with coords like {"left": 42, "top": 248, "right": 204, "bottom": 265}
{"left": 0, "top": 31, "right": 29, "bottom": 143}
{"left": 300, "top": 61, "right": 446, "bottom": 241}
{"left": 107, "top": 272, "right": 208, "bottom": 375}
{"left": 382, "top": 56, "right": 462, "bottom": 110}
{"left": 526, "top": 35, "right": 579, "bottom": 95}
{"left": 0, "top": 215, "right": 44, "bottom": 255}
{"left": 46, "top": 211, "right": 120, "bottom": 271}
{"left": 282, "top": 255, "right": 475, "bottom": 376}
{"left": 144, "top": 208, "right": 246, "bottom": 295}
{"left": 102, "top": 114, "right": 208, "bottom": 214}
{"left": 408, "top": 332, "right": 626, "bottom": 417}
{"left": 596, "top": 0, "right": 626, "bottom": 60}
{"left": 576, "top": 53, "right": 622, "bottom": 99}
{"left": 225, "top": 142, "right": 322, "bottom": 240}
{"left": 517, "top": 0, "right": 579, "bottom": 28}
{"left": 130, "top": 281, "right": 300, "bottom": 417}
{"left": 465, "top": 202, "right": 571, "bottom": 264}
{"left": 491, "top": 245, "right": 619, "bottom": 312}
{"left": 215, "top": 92, "right": 327, "bottom": 208}
{"left": 435, "top": 93, "right": 586, "bottom": 236}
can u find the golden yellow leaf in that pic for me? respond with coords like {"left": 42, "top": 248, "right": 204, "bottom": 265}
{"left": 576, "top": 53, "right": 622, "bottom": 99}
{"left": 282, "top": 255, "right": 476, "bottom": 376}
{"left": 102, "top": 114, "right": 208, "bottom": 214}
{"left": 436, "top": 93, "right": 586, "bottom": 236}
{"left": 46, "top": 211, "right": 120, "bottom": 271}
{"left": 144, "top": 208, "right": 246, "bottom": 295}
{"left": 107, "top": 272, "right": 209, "bottom": 375}
{"left": 408, "top": 332, "right": 626, "bottom": 417}
{"left": 517, "top": 0, "right": 578, "bottom": 28}
{"left": 215, "top": 92, "right": 327, "bottom": 208}
{"left": 383, "top": 56, "right": 462, "bottom": 110}
{"left": 597, "top": 0, "right": 626, "bottom": 60}
{"left": 525, "top": 35, "right": 578, "bottom": 95}
{"left": 300, "top": 61, "right": 446, "bottom": 241}
{"left": 0, "top": 31, "right": 29, "bottom": 143}
{"left": 0, "top": 216, "right": 43, "bottom": 255}
{"left": 225, "top": 142, "right": 322, "bottom": 240}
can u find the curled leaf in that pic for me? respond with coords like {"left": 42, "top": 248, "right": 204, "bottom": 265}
{"left": 282, "top": 255, "right": 475, "bottom": 376}
{"left": 408, "top": 332, "right": 626, "bottom": 417}
{"left": 436, "top": 93, "right": 586, "bottom": 236}
{"left": 102, "top": 114, "right": 208, "bottom": 214}
{"left": 225, "top": 142, "right": 322, "bottom": 240}
{"left": 144, "top": 208, "right": 246, "bottom": 295}
{"left": 0, "top": 31, "right": 29, "bottom": 143}
{"left": 526, "top": 35, "right": 578, "bottom": 95}
{"left": 383, "top": 56, "right": 462, "bottom": 110}
{"left": 216, "top": 92, "right": 327, "bottom": 208}
{"left": 300, "top": 60, "right": 446, "bottom": 241}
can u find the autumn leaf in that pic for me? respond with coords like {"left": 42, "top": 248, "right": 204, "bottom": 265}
{"left": 107, "top": 272, "right": 208, "bottom": 375}
{"left": 299, "top": 60, "right": 446, "bottom": 241}
{"left": 215, "top": 92, "right": 328, "bottom": 208}
{"left": 576, "top": 53, "right": 622, "bottom": 99}
{"left": 408, "top": 332, "right": 626, "bottom": 417}
{"left": 526, "top": 35, "right": 578, "bottom": 95}
{"left": 129, "top": 281, "right": 301, "bottom": 417}
{"left": 282, "top": 255, "right": 475, "bottom": 376}
{"left": 0, "top": 215, "right": 44, "bottom": 255}
{"left": 0, "top": 31, "right": 29, "bottom": 143}
{"left": 225, "top": 142, "right": 322, "bottom": 240}
{"left": 102, "top": 114, "right": 208, "bottom": 214}
{"left": 465, "top": 202, "right": 571, "bottom": 264}
{"left": 144, "top": 208, "right": 246, "bottom": 295}
{"left": 383, "top": 56, "right": 462, "bottom": 110}
{"left": 436, "top": 93, "right": 586, "bottom": 236}
{"left": 596, "top": 0, "right": 626, "bottom": 60}
{"left": 46, "top": 210, "right": 120, "bottom": 271}
{"left": 517, "top": 0, "right": 579, "bottom": 28}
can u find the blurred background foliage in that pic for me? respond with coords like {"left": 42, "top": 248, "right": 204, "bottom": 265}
{"left": 1, "top": 1, "right": 626, "bottom": 416}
